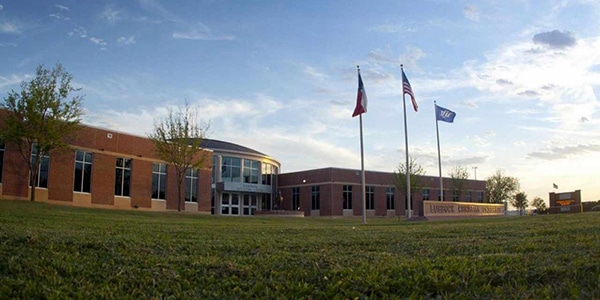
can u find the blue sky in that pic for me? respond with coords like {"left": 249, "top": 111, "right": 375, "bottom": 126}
{"left": 1, "top": 0, "right": 600, "bottom": 203}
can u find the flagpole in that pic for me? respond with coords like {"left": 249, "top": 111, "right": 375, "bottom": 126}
{"left": 358, "top": 66, "right": 367, "bottom": 224}
{"left": 435, "top": 101, "right": 444, "bottom": 201}
{"left": 359, "top": 114, "right": 366, "bottom": 224}
{"left": 401, "top": 64, "right": 411, "bottom": 219}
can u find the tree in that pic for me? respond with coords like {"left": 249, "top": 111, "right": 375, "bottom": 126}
{"left": 448, "top": 165, "right": 469, "bottom": 201}
{"left": 511, "top": 191, "right": 529, "bottom": 215}
{"left": 148, "top": 102, "right": 209, "bottom": 212}
{"left": 393, "top": 156, "right": 426, "bottom": 210}
{"left": 530, "top": 197, "right": 547, "bottom": 214}
{"left": 1, "top": 64, "right": 83, "bottom": 202}
{"left": 485, "top": 169, "right": 520, "bottom": 204}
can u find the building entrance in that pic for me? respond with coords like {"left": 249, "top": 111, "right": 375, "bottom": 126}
{"left": 221, "top": 193, "right": 259, "bottom": 216}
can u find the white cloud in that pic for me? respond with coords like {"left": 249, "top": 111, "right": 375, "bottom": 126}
{"left": 463, "top": 5, "right": 480, "bottom": 22}
{"left": 117, "top": 36, "right": 136, "bottom": 45}
{"left": 102, "top": 6, "right": 122, "bottom": 24}
{"left": 0, "top": 74, "right": 28, "bottom": 90}
{"left": 370, "top": 23, "right": 415, "bottom": 34}
{"left": 55, "top": 4, "right": 69, "bottom": 11}
{"left": 68, "top": 26, "right": 87, "bottom": 38}
{"left": 398, "top": 46, "right": 427, "bottom": 72}
{"left": 0, "top": 22, "right": 21, "bottom": 34}
{"left": 90, "top": 37, "right": 107, "bottom": 50}
{"left": 49, "top": 13, "right": 70, "bottom": 20}
{"left": 304, "top": 65, "right": 327, "bottom": 81}
{"left": 173, "top": 22, "right": 235, "bottom": 41}
{"left": 0, "top": 4, "right": 3, "bottom": 10}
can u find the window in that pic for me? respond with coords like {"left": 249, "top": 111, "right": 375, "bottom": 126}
{"left": 478, "top": 191, "right": 484, "bottom": 203}
{"left": 422, "top": 189, "right": 430, "bottom": 200}
{"left": 261, "top": 163, "right": 278, "bottom": 185}
{"left": 74, "top": 150, "right": 93, "bottom": 193}
{"left": 452, "top": 191, "right": 460, "bottom": 202}
{"left": 386, "top": 187, "right": 395, "bottom": 210}
{"left": 152, "top": 163, "right": 166, "bottom": 200}
{"left": 242, "top": 194, "right": 257, "bottom": 215}
{"left": 115, "top": 158, "right": 131, "bottom": 197}
{"left": 366, "top": 186, "right": 375, "bottom": 210}
{"left": 185, "top": 168, "right": 198, "bottom": 202}
{"left": 221, "top": 156, "right": 241, "bottom": 182}
{"left": 243, "top": 159, "right": 259, "bottom": 184}
{"left": 292, "top": 187, "right": 300, "bottom": 210}
{"left": 311, "top": 185, "right": 320, "bottom": 210}
{"left": 343, "top": 185, "right": 352, "bottom": 210}
{"left": 31, "top": 143, "right": 49, "bottom": 188}
{"left": 466, "top": 191, "right": 472, "bottom": 202}
{"left": 0, "top": 141, "right": 4, "bottom": 183}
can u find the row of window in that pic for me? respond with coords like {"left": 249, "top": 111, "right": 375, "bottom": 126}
{"left": 0, "top": 146, "right": 200, "bottom": 202}
{"left": 212, "top": 156, "right": 279, "bottom": 185}
{"left": 291, "top": 185, "right": 485, "bottom": 211}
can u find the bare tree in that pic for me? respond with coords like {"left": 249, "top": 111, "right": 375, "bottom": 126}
{"left": 448, "top": 165, "right": 469, "bottom": 201}
{"left": 147, "top": 102, "right": 209, "bottom": 212}
{"left": 393, "top": 156, "right": 426, "bottom": 208}
{"left": 1, "top": 64, "right": 83, "bottom": 201}
{"left": 485, "top": 169, "right": 520, "bottom": 204}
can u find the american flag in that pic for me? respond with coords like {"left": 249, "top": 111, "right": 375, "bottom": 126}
{"left": 402, "top": 70, "right": 418, "bottom": 112}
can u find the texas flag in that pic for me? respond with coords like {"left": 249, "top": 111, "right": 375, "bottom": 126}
{"left": 352, "top": 72, "right": 367, "bottom": 117}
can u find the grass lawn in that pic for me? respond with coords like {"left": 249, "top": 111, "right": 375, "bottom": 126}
{"left": 1, "top": 200, "right": 599, "bottom": 299}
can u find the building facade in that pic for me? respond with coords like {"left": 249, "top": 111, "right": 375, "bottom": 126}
{"left": 277, "top": 167, "right": 486, "bottom": 217}
{"left": 201, "top": 139, "right": 281, "bottom": 216}
{"left": 0, "top": 113, "right": 487, "bottom": 218}
{"left": 0, "top": 123, "right": 213, "bottom": 212}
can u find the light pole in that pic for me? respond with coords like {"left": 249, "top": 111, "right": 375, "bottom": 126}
{"left": 472, "top": 166, "right": 478, "bottom": 180}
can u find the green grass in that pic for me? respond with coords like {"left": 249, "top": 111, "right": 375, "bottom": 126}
{"left": 1, "top": 200, "right": 599, "bottom": 299}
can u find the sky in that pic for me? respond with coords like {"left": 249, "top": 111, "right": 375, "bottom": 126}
{"left": 1, "top": 0, "right": 600, "bottom": 204}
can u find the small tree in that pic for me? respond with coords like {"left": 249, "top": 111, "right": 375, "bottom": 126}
{"left": 393, "top": 156, "right": 426, "bottom": 209}
{"left": 148, "top": 102, "right": 209, "bottom": 212}
{"left": 448, "top": 165, "right": 469, "bottom": 201}
{"left": 1, "top": 64, "right": 83, "bottom": 201}
{"left": 530, "top": 196, "right": 547, "bottom": 214}
{"left": 511, "top": 191, "right": 529, "bottom": 215}
{"left": 485, "top": 169, "right": 520, "bottom": 204}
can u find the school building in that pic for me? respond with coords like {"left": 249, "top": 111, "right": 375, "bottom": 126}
{"left": 0, "top": 113, "right": 488, "bottom": 217}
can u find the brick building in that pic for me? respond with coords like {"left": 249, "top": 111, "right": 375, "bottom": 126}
{"left": 0, "top": 112, "right": 486, "bottom": 218}
{"left": 0, "top": 121, "right": 213, "bottom": 213}
{"left": 278, "top": 167, "right": 486, "bottom": 217}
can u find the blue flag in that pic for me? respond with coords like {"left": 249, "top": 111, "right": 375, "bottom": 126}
{"left": 435, "top": 105, "right": 456, "bottom": 123}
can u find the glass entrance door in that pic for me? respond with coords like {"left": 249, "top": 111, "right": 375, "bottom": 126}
{"left": 242, "top": 194, "right": 257, "bottom": 215}
{"left": 221, "top": 193, "right": 241, "bottom": 216}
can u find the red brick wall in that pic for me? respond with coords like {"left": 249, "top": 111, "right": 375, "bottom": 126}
{"left": 91, "top": 153, "right": 115, "bottom": 205}
{"left": 330, "top": 184, "right": 343, "bottom": 216}
{"left": 166, "top": 165, "right": 181, "bottom": 210}
{"left": 48, "top": 149, "right": 75, "bottom": 202}
{"left": 198, "top": 169, "right": 212, "bottom": 212}
{"left": 2, "top": 142, "right": 29, "bottom": 198}
{"left": 131, "top": 159, "right": 152, "bottom": 209}
{"left": 374, "top": 186, "right": 387, "bottom": 216}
